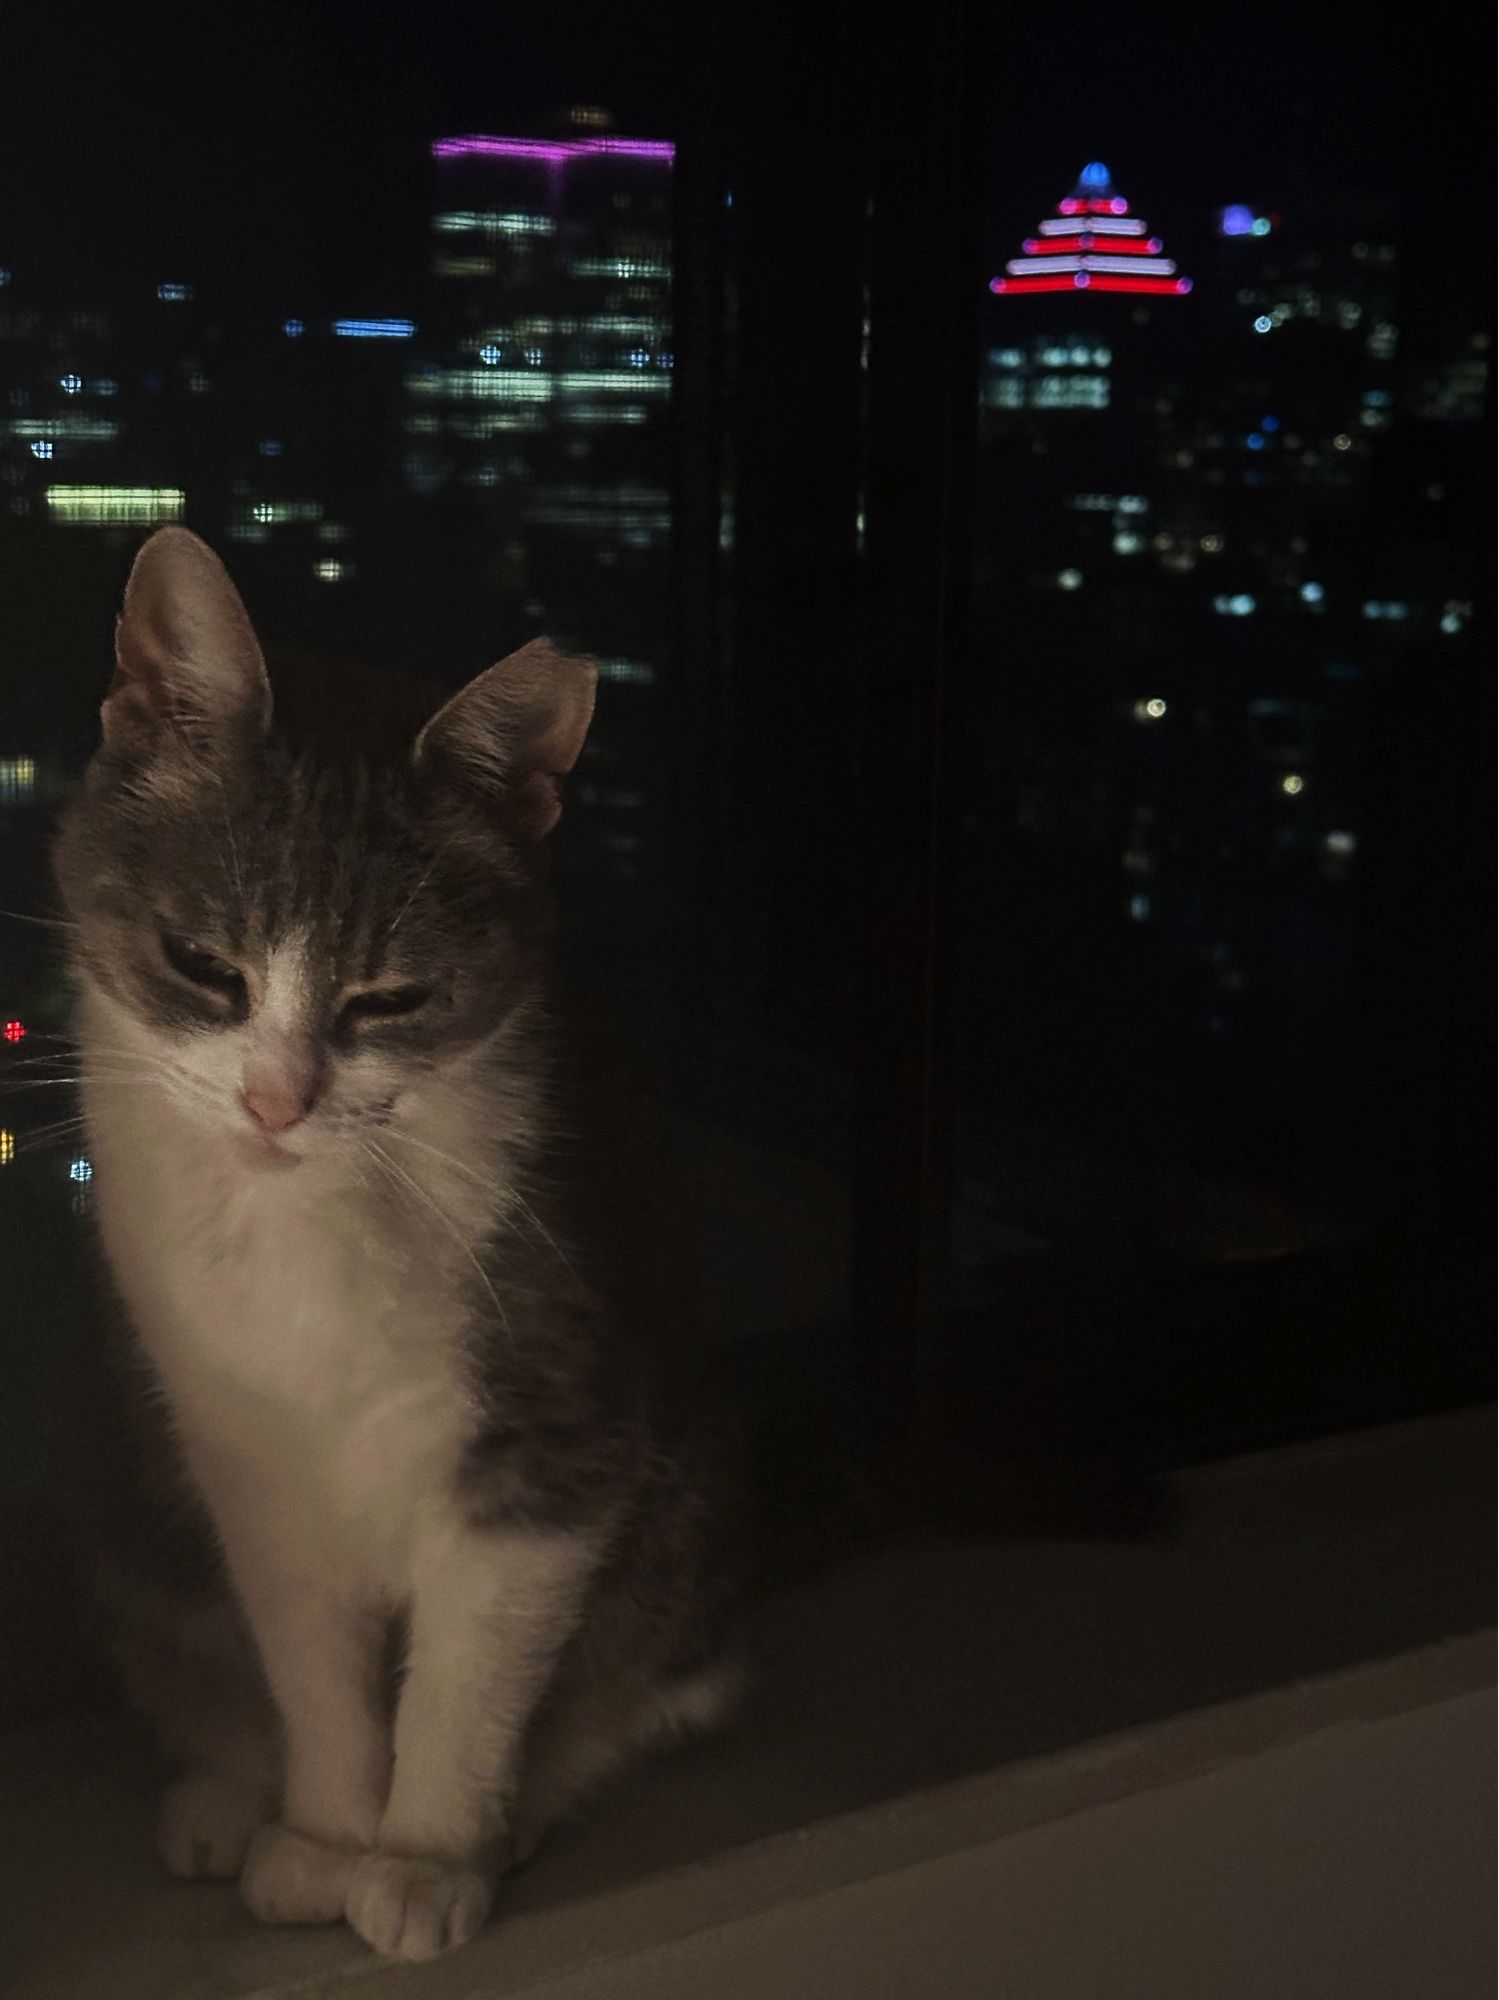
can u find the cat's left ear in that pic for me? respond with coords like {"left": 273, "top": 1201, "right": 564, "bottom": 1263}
{"left": 413, "top": 638, "right": 597, "bottom": 840}
{"left": 105, "top": 528, "right": 272, "bottom": 758}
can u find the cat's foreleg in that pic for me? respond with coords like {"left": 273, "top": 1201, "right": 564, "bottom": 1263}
{"left": 346, "top": 1524, "right": 600, "bottom": 1961}
{"left": 222, "top": 1558, "right": 391, "bottom": 1924}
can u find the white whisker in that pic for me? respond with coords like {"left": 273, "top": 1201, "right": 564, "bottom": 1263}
{"left": 363, "top": 1137, "right": 510, "bottom": 1338}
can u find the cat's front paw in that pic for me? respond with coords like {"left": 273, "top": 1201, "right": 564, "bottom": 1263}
{"left": 346, "top": 1851, "right": 494, "bottom": 1960}
{"left": 158, "top": 1770, "right": 270, "bottom": 1880}
{"left": 240, "top": 1823, "right": 363, "bottom": 1924}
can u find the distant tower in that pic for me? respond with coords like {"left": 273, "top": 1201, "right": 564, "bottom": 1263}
{"left": 989, "top": 162, "right": 1193, "bottom": 299}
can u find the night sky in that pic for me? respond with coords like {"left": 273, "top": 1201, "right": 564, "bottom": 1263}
{"left": 1, "top": 2, "right": 1484, "bottom": 343}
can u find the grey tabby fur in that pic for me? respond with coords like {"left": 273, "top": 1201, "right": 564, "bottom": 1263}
{"left": 52, "top": 528, "right": 740, "bottom": 1961}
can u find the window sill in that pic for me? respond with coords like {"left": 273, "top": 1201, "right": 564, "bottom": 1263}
{"left": 3, "top": 1407, "right": 1491, "bottom": 1999}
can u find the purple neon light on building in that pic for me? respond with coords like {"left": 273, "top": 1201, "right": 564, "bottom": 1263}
{"left": 432, "top": 135, "right": 676, "bottom": 164}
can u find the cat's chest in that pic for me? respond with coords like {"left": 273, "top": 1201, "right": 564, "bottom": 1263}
{"left": 106, "top": 1150, "right": 480, "bottom": 1582}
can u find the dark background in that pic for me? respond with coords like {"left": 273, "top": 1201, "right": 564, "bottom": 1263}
{"left": 1, "top": 4, "right": 1476, "bottom": 312}
{"left": 0, "top": 0, "right": 1491, "bottom": 1719}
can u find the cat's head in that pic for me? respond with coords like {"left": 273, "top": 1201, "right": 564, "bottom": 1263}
{"left": 53, "top": 527, "right": 596, "bottom": 1172}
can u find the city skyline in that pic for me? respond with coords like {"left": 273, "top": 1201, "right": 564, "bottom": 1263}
{"left": 1, "top": 3, "right": 1485, "bottom": 339}
{"left": 0, "top": 7, "right": 1486, "bottom": 1477}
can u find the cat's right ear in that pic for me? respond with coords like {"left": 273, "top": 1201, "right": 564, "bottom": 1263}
{"left": 103, "top": 528, "right": 272, "bottom": 758}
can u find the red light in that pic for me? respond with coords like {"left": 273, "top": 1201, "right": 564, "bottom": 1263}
{"left": 3, "top": 1021, "right": 25, "bottom": 1044}
{"left": 991, "top": 275, "right": 1085, "bottom": 294}
{"left": 991, "top": 273, "right": 1193, "bottom": 297}
{"left": 1024, "top": 235, "right": 1162, "bottom": 257}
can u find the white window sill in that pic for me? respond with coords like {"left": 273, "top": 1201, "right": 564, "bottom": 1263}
{"left": 2, "top": 1407, "right": 1491, "bottom": 1999}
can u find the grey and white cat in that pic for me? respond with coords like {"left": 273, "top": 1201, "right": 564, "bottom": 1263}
{"left": 53, "top": 528, "right": 738, "bottom": 1961}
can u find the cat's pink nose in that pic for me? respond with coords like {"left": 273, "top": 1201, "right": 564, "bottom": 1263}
{"left": 240, "top": 1082, "right": 315, "bottom": 1134}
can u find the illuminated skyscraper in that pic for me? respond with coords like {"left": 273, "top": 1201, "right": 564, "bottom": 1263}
{"left": 408, "top": 114, "right": 676, "bottom": 895}
{"left": 989, "top": 162, "right": 1192, "bottom": 299}
{"left": 972, "top": 167, "right": 1446, "bottom": 1059}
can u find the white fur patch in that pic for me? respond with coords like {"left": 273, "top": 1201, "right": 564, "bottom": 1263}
{"left": 80, "top": 978, "right": 537, "bottom": 1603}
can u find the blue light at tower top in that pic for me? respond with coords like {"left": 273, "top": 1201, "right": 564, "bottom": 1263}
{"left": 1080, "top": 161, "right": 1112, "bottom": 190}
{"left": 1220, "top": 205, "right": 1255, "bottom": 236}
{"left": 332, "top": 318, "right": 416, "bottom": 340}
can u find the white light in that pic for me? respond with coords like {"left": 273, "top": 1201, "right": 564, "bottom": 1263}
{"left": 1132, "top": 697, "right": 1168, "bottom": 721}
{"left": 1213, "top": 593, "right": 1256, "bottom": 617}
{"left": 1281, "top": 773, "right": 1304, "bottom": 796}
{"left": 1300, "top": 581, "right": 1325, "bottom": 605}
{"left": 1129, "top": 894, "right": 1150, "bottom": 921}
{"left": 1324, "top": 830, "right": 1357, "bottom": 854}
{"left": 1254, "top": 315, "right": 1274, "bottom": 334}
{"left": 595, "top": 657, "right": 657, "bottom": 685}
{"left": 46, "top": 485, "right": 183, "bottom": 525}
{"left": 0, "top": 755, "right": 38, "bottom": 799}
{"left": 1057, "top": 568, "right": 1083, "bottom": 591}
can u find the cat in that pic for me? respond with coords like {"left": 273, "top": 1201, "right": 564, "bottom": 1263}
{"left": 52, "top": 527, "right": 741, "bottom": 1962}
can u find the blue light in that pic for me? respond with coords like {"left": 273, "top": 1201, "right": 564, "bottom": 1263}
{"left": 156, "top": 282, "right": 191, "bottom": 302}
{"left": 69, "top": 1157, "right": 93, "bottom": 1183}
{"left": 1246, "top": 432, "right": 1265, "bottom": 451}
{"left": 283, "top": 317, "right": 305, "bottom": 337}
{"left": 1260, "top": 415, "right": 1280, "bottom": 432}
{"left": 1220, "top": 205, "right": 1255, "bottom": 237}
{"left": 1080, "top": 162, "right": 1112, "bottom": 189}
{"left": 1253, "top": 315, "right": 1274, "bottom": 334}
{"left": 259, "top": 439, "right": 283, "bottom": 458}
{"left": 60, "top": 373, "right": 82, "bottom": 394}
{"left": 1300, "top": 582, "right": 1325, "bottom": 605}
{"left": 1250, "top": 217, "right": 1272, "bottom": 236}
{"left": 30, "top": 441, "right": 53, "bottom": 460}
{"left": 332, "top": 318, "right": 416, "bottom": 339}
{"left": 479, "top": 344, "right": 502, "bottom": 364}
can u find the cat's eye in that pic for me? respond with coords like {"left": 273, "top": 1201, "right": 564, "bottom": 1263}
{"left": 161, "top": 932, "right": 245, "bottom": 998}
{"left": 340, "top": 984, "right": 433, "bottom": 1023}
